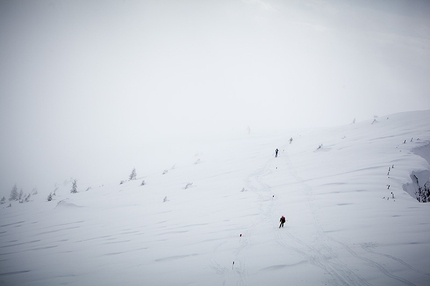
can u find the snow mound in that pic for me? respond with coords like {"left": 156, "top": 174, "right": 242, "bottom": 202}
{"left": 55, "top": 199, "right": 83, "bottom": 208}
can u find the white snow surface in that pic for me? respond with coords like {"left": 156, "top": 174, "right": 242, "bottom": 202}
{"left": 1, "top": 110, "right": 430, "bottom": 286}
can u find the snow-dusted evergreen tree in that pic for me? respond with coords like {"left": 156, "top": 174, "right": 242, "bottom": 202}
{"left": 0, "top": 196, "right": 6, "bottom": 204}
{"left": 70, "top": 179, "right": 78, "bottom": 194}
{"left": 9, "top": 184, "right": 18, "bottom": 201}
{"left": 129, "top": 168, "right": 137, "bottom": 180}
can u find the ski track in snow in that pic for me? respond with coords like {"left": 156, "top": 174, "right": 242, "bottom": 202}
{"left": 260, "top": 150, "right": 371, "bottom": 286}
{"left": 282, "top": 148, "right": 372, "bottom": 286}
{"left": 276, "top": 144, "right": 422, "bottom": 286}
{"left": 216, "top": 136, "right": 426, "bottom": 286}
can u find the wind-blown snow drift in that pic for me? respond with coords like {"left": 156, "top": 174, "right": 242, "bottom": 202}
{"left": 1, "top": 110, "right": 430, "bottom": 286}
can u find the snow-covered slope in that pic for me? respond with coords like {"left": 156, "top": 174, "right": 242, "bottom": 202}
{"left": 1, "top": 111, "right": 430, "bottom": 286}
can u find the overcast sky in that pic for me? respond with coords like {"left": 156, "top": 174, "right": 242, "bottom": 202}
{"left": 1, "top": 0, "right": 429, "bottom": 195}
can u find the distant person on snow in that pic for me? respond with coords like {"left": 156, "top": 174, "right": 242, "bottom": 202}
{"left": 289, "top": 137, "right": 293, "bottom": 144}
{"left": 275, "top": 148, "right": 279, "bottom": 157}
{"left": 279, "top": 216, "right": 286, "bottom": 228}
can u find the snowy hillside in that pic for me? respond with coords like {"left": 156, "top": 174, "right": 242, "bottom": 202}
{"left": 1, "top": 110, "right": 430, "bottom": 286}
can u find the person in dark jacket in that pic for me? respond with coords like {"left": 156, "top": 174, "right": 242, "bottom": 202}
{"left": 275, "top": 148, "right": 279, "bottom": 157}
{"left": 279, "top": 216, "right": 286, "bottom": 228}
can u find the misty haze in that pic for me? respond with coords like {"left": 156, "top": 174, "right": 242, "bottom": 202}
{"left": 0, "top": 1, "right": 429, "bottom": 285}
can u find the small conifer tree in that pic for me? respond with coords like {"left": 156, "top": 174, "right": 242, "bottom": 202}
{"left": 71, "top": 179, "right": 78, "bottom": 194}
{"left": 129, "top": 168, "right": 137, "bottom": 180}
{"left": 9, "top": 184, "right": 18, "bottom": 201}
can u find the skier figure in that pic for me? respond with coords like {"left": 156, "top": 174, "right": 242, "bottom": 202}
{"left": 275, "top": 148, "right": 279, "bottom": 157}
{"left": 289, "top": 137, "right": 293, "bottom": 144}
{"left": 279, "top": 216, "right": 286, "bottom": 228}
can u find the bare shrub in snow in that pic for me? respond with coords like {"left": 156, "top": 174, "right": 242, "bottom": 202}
{"left": 184, "top": 183, "right": 193, "bottom": 189}
{"left": 141, "top": 180, "right": 146, "bottom": 186}
{"left": 417, "top": 182, "right": 430, "bottom": 203}
{"left": 47, "top": 193, "right": 53, "bottom": 201}
{"left": 410, "top": 174, "right": 430, "bottom": 203}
